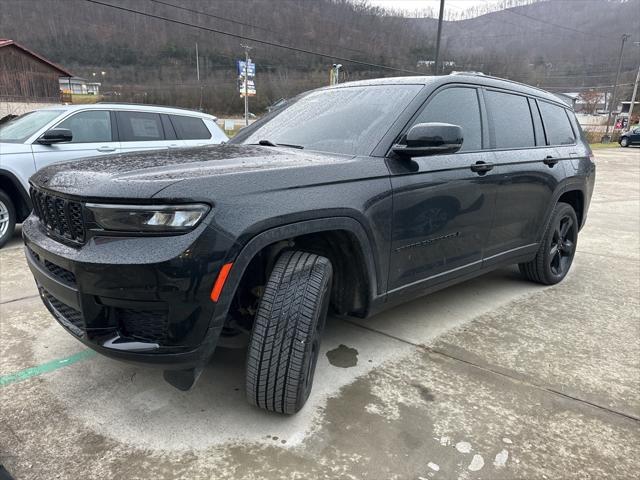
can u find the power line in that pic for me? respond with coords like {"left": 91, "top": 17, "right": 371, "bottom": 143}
{"left": 84, "top": 0, "right": 420, "bottom": 75}
{"left": 145, "top": 0, "right": 369, "bottom": 56}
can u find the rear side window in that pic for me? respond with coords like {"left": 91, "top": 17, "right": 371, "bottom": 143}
{"left": 117, "top": 112, "right": 165, "bottom": 142}
{"left": 485, "top": 90, "right": 535, "bottom": 149}
{"left": 412, "top": 87, "right": 482, "bottom": 152}
{"left": 170, "top": 115, "right": 211, "bottom": 140}
{"left": 56, "top": 110, "right": 112, "bottom": 143}
{"left": 538, "top": 101, "right": 576, "bottom": 145}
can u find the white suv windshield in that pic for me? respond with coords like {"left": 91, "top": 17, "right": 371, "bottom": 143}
{"left": 0, "top": 110, "right": 64, "bottom": 143}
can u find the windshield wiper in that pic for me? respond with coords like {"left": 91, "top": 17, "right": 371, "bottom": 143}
{"left": 256, "top": 139, "right": 304, "bottom": 149}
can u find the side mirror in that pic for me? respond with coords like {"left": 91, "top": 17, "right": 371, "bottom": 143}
{"left": 392, "top": 122, "right": 463, "bottom": 157}
{"left": 37, "top": 128, "right": 73, "bottom": 145}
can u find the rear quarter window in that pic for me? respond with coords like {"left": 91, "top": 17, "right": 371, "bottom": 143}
{"left": 538, "top": 101, "right": 576, "bottom": 145}
{"left": 170, "top": 115, "right": 212, "bottom": 140}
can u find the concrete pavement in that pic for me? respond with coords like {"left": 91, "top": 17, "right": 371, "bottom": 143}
{"left": 1, "top": 147, "right": 638, "bottom": 479}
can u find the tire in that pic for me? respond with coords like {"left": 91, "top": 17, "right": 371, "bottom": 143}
{"left": 620, "top": 137, "right": 629, "bottom": 147}
{"left": 246, "top": 250, "right": 333, "bottom": 414}
{"left": 0, "top": 189, "right": 16, "bottom": 249}
{"left": 519, "top": 202, "right": 578, "bottom": 285}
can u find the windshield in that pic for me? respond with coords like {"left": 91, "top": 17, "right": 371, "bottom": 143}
{"left": 234, "top": 85, "right": 422, "bottom": 156}
{"left": 0, "top": 110, "right": 64, "bottom": 143}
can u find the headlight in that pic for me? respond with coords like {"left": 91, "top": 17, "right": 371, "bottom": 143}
{"left": 86, "top": 203, "right": 210, "bottom": 233}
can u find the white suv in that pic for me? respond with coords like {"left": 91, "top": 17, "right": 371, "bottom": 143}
{"left": 0, "top": 103, "right": 228, "bottom": 247}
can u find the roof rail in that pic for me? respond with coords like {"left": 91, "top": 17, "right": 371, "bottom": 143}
{"left": 96, "top": 102, "right": 210, "bottom": 114}
{"left": 449, "top": 72, "right": 558, "bottom": 99}
{"left": 451, "top": 71, "right": 486, "bottom": 76}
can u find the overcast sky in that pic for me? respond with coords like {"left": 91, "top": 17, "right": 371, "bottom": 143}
{"left": 367, "top": 0, "right": 497, "bottom": 15}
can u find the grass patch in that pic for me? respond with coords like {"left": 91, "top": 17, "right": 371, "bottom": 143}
{"left": 589, "top": 142, "right": 620, "bottom": 150}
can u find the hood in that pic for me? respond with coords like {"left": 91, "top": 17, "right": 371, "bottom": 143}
{"left": 29, "top": 144, "right": 346, "bottom": 199}
{"left": 0, "top": 142, "right": 32, "bottom": 155}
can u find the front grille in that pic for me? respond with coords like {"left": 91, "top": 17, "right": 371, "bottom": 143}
{"left": 44, "top": 259, "right": 77, "bottom": 284}
{"left": 30, "top": 187, "right": 85, "bottom": 244}
{"left": 118, "top": 308, "right": 169, "bottom": 344}
{"left": 28, "top": 247, "right": 77, "bottom": 285}
{"left": 42, "top": 289, "right": 84, "bottom": 335}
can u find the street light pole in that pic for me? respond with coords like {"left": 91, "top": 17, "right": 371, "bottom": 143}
{"left": 433, "top": 0, "right": 445, "bottom": 75}
{"left": 603, "top": 33, "right": 630, "bottom": 142}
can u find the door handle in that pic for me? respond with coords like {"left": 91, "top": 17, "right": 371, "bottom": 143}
{"left": 543, "top": 155, "right": 559, "bottom": 167}
{"left": 97, "top": 146, "right": 116, "bottom": 152}
{"left": 470, "top": 161, "right": 494, "bottom": 174}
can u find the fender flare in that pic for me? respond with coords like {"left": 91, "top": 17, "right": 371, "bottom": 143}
{"left": 209, "top": 216, "right": 380, "bottom": 330}
{"left": 0, "top": 169, "right": 32, "bottom": 221}
{"left": 537, "top": 180, "right": 586, "bottom": 242}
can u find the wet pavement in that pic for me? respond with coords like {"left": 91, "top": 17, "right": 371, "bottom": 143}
{"left": 1, "top": 147, "right": 638, "bottom": 479}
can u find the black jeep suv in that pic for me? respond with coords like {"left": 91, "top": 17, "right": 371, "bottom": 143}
{"left": 24, "top": 74, "right": 595, "bottom": 414}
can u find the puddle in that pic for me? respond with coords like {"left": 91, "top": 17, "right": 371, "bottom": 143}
{"left": 326, "top": 344, "right": 358, "bottom": 368}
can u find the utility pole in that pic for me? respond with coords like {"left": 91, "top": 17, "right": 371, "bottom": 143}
{"left": 196, "top": 42, "right": 202, "bottom": 111}
{"left": 603, "top": 33, "right": 630, "bottom": 142}
{"left": 241, "top": 44, "right": 253, "bottom": 127}
{"left": 627, "top": 64, "right": 640, "bottom": 131}
{"left": 625, "top": 41, "right": 640, "bottom": 131}
{"left": 195, "top": 42, "right": 200, "bottom": 82}
{"left": 433, "top": 0, "right": 445, "bottom": 75}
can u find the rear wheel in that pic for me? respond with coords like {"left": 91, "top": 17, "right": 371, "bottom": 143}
{"left": 620, "top": 137, "right": 629, "bottom": 147}
{"left": 0, "top": 189, "right": 16, "bottom": 249}
{"left": 246, "top": 250, "right": 333, "bottom": 414}
{"left": 519, "top": 202, "right": 578, "bottom": 285}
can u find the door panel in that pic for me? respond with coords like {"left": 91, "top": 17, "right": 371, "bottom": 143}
{"left": 386, "top": 85, "right": 497, "bottom": 292}
{"left": 387, "top": 152, "right": 497, "bottom": 291}
{"left": 484, "top": 147, "right": 563, "bottom": 261}
{"left": 481, "top": 91, "right": 564, "bottom": 262}
{"left": 32, "top": 110, "right": 119, "bottom": 170}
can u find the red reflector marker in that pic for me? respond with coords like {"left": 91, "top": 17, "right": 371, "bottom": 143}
{"left": 210, "top": 262, "right": 233, "bottom": 302}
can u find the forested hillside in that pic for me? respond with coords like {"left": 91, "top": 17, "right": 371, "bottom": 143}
{"left": 0, "top": 0, "right": 638, "bottom": 114}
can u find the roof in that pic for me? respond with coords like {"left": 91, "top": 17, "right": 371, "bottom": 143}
{"left": 34, "top": 103, "right": 217, "bottom": 120}
{"left": 0, "top": 39, "right": 73, "bottom": 77}
{"left": 330, "top": 73, "right": 564, "bottom": 105}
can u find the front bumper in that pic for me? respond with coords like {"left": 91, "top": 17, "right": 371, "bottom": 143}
{"left": 23, "top": 214, "right": 235, "bottom": 371}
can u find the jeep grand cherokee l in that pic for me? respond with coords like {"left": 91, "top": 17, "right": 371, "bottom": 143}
{"left": 23, "top": 74, "right": 595, "bottom": 414}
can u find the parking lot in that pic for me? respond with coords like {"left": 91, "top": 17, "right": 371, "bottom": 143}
{"left": 1, "top": 147, "right": 638, "bottom": 479}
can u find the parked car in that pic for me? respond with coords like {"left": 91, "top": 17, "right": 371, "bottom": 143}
{"left": 23, "top": 74, "right": 595, "bottom": 414}
{"left": 619, "top": 126, "right": 640, "bottom": 147}
{"left": 0, "top": 104, "right": 228, "bottom": 247}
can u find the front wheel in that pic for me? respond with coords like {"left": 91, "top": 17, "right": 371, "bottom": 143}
{"left": 620, "top": 137, "right": 629, "bottom": 147}
{"left": 0, "top": 189, "right": 16, "bottom": 249}
{"left": 246, "top": 250, "right": 333, "bottom": 414}
{"left": 519, "top": 202, "right": 578, "bottom": 285}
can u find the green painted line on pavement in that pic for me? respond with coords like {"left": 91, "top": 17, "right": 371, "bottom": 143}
{"left": 0, "top": 349, "right": 97, "bottom": 387}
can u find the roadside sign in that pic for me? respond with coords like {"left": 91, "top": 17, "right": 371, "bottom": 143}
{"left": 239, "top": 78, "right": 256, "bottom": 97}
{"left": 237, "top": 60, "right": 255, "bottom": 78}
{"left": 237, "top": 59, "right": 257, "bottom": 96}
